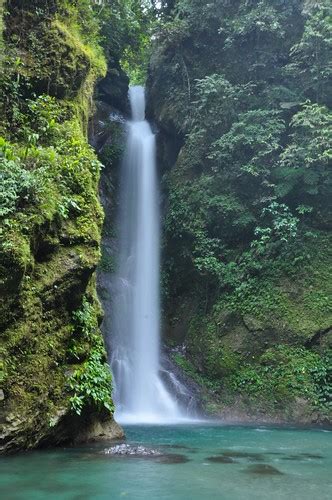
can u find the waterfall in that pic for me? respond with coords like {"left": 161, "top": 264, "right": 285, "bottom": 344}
{"left": 110, "top": 86, "right": 184, "bottom": 424}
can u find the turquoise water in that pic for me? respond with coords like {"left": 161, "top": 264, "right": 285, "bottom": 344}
{"left": 1, "top": 425, "right": 332, "bottom": 500}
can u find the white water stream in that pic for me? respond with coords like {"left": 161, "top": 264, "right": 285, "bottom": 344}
{"left": 110, "top": 86, "right": 184, "bottom": 424}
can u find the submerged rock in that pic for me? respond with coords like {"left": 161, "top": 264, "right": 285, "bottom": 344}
{"left": 157, "top": 454, "right": 190, "bottom": 464}
{"left": 281, "top": 455, "right": 302, "bottom": 461}
{"left": 300, "top": 453, "right": 324, "bottom": 459}
{"left": 281, "top": 452, "right": 324, "bottom": 461}
{"left": 221, "top": 450, "right": 265, "bottom": 461}
{"left": 245, "top": 464, "right": 284, "bottom": 475}
{"left": 207, "top": 456, "right": 236, "bottom": 464}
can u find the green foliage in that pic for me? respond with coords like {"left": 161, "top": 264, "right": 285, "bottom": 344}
{"left": 210, "top": 110, "right": 285, "bottom": 178}
{"left": 151, "top": 0, "right": 332, "bottom": 421}
{"left": 69, "top": 298, "right": 113, "bottom": 415}
{"left": 310, "top": 351, "right": 332, "bottom": 409}
{"left": 222, "top": 2, "right": 285, "bottom": 46}
{"left": 0, "top": 55, "right": 25, "bottom": 134}
{"left": 0, "top": 142, "right": 44, "bottom": 218}
{"left": 276, "top": 103, "right": 332, "bottom": 202}
{"left": 72, "top": 297, "right": 99, "bottom": 340}
{"left": 154, "top": 0, "right": 332, "bottom": 298}
{"left": 88, "top": 0, "right": 155, "bottom": 84}
{"left": 251, "top": 202, "right": 299, "bottom": 257}
{"left": 286, "top": 1, "right": 332, "bottom": 106}
{"left": 58, "top": 0, "right": 101, "bottom": 44}
{"left": 25, "top": 95, "right": 63, "bottom": 141}
{"left": 0, "top": 97, "right": 103, "bottom": 257}
{"left": 230, "top": 346, "right": 332, "bottom": 410}
{"left": 172, "top": 352, "right": 221, "bottom": 392}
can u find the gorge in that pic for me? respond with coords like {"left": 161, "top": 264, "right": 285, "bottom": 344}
{"left": 0, "top": 0, "right": 331, "bottom": 498}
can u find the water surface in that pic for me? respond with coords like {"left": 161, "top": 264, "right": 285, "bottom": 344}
{"left": 1, "top": 425, "right": 331, "bottom": 499}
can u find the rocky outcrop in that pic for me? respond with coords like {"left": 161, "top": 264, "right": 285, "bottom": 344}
{"left": 0, "top": 0, "right": 126, "bottom": 453}
{"left": 97, "top": 61, "right": 129, "bottom": 114}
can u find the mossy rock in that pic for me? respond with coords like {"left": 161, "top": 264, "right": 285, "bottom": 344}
{"left": 0, "top": 0, "right": 123, "bottom": 453}
{"left": 5, "top": 2, "right": 106, "bottom": 99}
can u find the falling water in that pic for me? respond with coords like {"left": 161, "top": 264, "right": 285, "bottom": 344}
{"left": 110, "top": 86, "right": 185, "bottom": 424}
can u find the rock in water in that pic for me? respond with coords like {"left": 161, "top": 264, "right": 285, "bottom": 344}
{"left": 104, "top": 444, "right": 162, "bottom": 457}
{"left": 221, "top": 450, "right": 265, "bottom": 461}
{"left": 207, "top": 456, "right": 237, "bottom": 464}
{"left": 103, "top": 444, "right": 190, "bottom": 464}
{"left": 157, "top": 454, "right": 190, "bottom": 464}
{"left": 245, "top": 464, "right": 284, "bottom": 475}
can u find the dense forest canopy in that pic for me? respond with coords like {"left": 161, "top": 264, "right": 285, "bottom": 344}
{"left": 150, "top": 0, "right": 331, "bottom": 286}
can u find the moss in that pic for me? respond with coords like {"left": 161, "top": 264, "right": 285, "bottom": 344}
{"left": 4, "top": 1, "right": 106, "bottom": 100}
{"left": 0, "top": 1, "right": 4, "bottom": 70}
{"left": 215, "top": 233, "right": 332, "bottom": 340}
{"left": 188, "top": 315, "right": 241, "bottom": 379}
{"left": 172, "top": 353, "right": 221, "bottom": 393}
{"left": 226, "top": 346, "right": 332, "bottom": 419}
{"left": 171, "top": 233, "right": 332, "bottom": 421}
{"left": 0, "top": 0, "right": 116, "bottom": 453}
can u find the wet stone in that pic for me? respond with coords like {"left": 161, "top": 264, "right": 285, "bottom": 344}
{"left": 156, "top": 454, "right": 190, "bottom": 464}
{"left": 281, "top": 455, "right": 302, "bottom": 461}
{"left": 245, "top": 464, "right": 284, "bottom": 475}
{"left": 104, "top": 444, "right": 162, "bottom": 457}
{"left": 300, "top": 453, "right": 324, "bottom": 459}
{"left": 281, "top": 453, "right": 324, "bottom": 461}
{"left": 207, "top": 456, "right": 237, "bottom": 464}
{"left": 221, "top": 450, "right": 265, "bottom": 461}
{"left": 103, "top": 444, "right": 190, "bottom": 464}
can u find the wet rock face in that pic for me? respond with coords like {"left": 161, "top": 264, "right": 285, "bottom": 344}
{"left": 97, "top": 64, "right": 129, "bottom": 114}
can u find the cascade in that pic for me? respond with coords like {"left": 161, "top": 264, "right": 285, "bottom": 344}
{"left": 109, "top": 86, "right": 187, "bottom": 424}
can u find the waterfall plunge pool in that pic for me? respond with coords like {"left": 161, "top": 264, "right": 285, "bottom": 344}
{"left": 1, "top": 424, "right": 331, "bottom": 499}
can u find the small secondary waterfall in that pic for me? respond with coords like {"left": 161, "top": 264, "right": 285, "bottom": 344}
{"left": 110, "top": 86, "right": 184, "bottom": 423}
